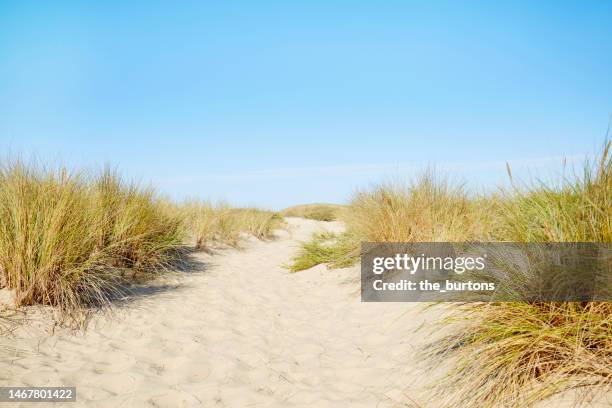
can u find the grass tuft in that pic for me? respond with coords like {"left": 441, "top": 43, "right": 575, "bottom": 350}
{"left": 179, "top": 201, "right": 283, "bottom": 249}
{"left": 429, "top": 142, "right": 612, "bottom": 407}
{"left": 282, "top": 203, "right": 344, "bottom": 221}
{"left": 0, "top": 161, "right": 183, "bottom": 316}
{"left": 288, "top": 232, "right": 358, "bottom": 272}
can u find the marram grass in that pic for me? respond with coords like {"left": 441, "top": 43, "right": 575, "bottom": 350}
{"left": 430, "top": 143, "right": 612, "bottom": 408}
{"left": 0, "top": 162, "right": 283, "bottom": 319}
{"left": 282, "top": 203, "right": 344, "bottom": 221}
{"left": 0, "top": 162, "right": 183, "bottom": 315}
{"left": 178, "top": 200, "right": 283, "bottom": 249}
{"left": 289, "top": 172, "right": 493, "bottom": 272}
{"left": 288, "top": 232, "right": 358, "bottom": 272}
{"left": 289, "top": 142, "right": 611, "bottom": 407}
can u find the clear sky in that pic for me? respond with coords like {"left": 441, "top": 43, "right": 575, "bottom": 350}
{"left": 1, "top": 1, "right": 611, "bottom": 209}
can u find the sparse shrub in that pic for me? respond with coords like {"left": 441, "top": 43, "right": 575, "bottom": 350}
{"left": 235, "top": 208, "right": 284, "bottom": 239}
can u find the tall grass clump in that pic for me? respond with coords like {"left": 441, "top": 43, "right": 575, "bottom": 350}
{"left": 0, "top": 161, "right": 183, "bottom": 314}
{"left": 235, "top": 208, "right": 283, "bottom": 239}
{"left": 346, "top": 173, "right": 491, "bottom": 242}
{"left": 282, "top": 203, "right": 344, "bottom": 221}
{"left": 93, "top": 169, "right": 184, "bottom": 273}
{"left": 429, "top": 142, "right": 612, "bottom": 407}
{"left": 179, "top": 201, "right": 282, "bottom": 249}
{"left": 496, "top": 142, "right": 611, "bottom": 242}
{"left": 289, "top": 172, "right": 492, "bottom": 271}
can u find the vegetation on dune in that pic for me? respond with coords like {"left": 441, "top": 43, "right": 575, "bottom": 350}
{"left": 235, "top": 208, "right": 284, "bottom": 240}
{"left": 289, "top": 173, "right": 492, "bottom": 272}
{"left": 344, "top": 173, "right": 492, "bottom": 242}
{"left": 1, "top": 143, "right": 609, "bottom": 406}
{"left": 0, "top": 162, "right": 184, "bottom": 314}
{"left": 282, "top": 203, "right": 344, "bottom": 221}
{"left": 179, "top": 201, "right": 283, "bottom": 249}
{"left": 289, "top": 142, "right": 612, "bottom": 407}
{"left": 287, "top": 232, "right": 358, "bottom": 272}
{"left": 495, "top": 142, "right": 611, "bottom": 242}
{"left": 430, "top": 142, "right": 611, "bottom": 408}
{"left": 0, "top": 161, "right": 283, "bottom": 318}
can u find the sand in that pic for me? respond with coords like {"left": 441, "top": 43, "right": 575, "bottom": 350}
{"left": 1, "top": 218, "right": 610, "bottom": 407}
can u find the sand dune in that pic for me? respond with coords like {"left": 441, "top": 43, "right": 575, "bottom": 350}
{"left": 1, "top": 218, "right": 608, "bottom": 407}
{"left": 1, "top": 218, "right": 435, "bottom": 407}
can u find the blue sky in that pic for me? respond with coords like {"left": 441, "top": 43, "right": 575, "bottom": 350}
{"left": 1, "top": 1, "right": 611, "bottom": 209}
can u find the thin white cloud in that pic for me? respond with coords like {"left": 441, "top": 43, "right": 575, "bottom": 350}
{"left": 158, "top": 153, "right": 593, "bottom": 185}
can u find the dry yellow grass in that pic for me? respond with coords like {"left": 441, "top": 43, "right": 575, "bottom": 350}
{"left": 290, "top": 143, "right": 611, "bottom": 407}
{"left": 289, "top": 173, "right": 493, "bottom": 272}
{"left": 0, "top": 162, "right": 282, "bottom": 319}
{"left": 179, "top": 200, "right": 283, "bottom": 249}
{"left": 428, "top": 143, "right": 612, "bottom": 407}
{"left": 282, "top": 203, "right": 345, "bottom": 221}
{"left": 0, "top": 162, "right": 184, "bottom": 316}
{"left": 345, "top": 173, "right": 492, "bottom": 242}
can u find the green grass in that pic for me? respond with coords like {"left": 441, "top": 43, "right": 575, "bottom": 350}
{"left": 288, "top": 232, "right": 358, "bottom": 272}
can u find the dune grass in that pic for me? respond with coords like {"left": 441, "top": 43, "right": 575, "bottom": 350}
{"left": 0, "top": 162, "right": 184, "bottom": 315}
{"left": 179, "top": 201, "right": 283, "bottom": 249}
{"left": 344, "top": 173, "right": 492, "bottom": 242}
{"left": 289, "top": 143, "right": 611, "bottom": 406}
{"left": 282, "top": 203, "right": 344, "bottom": 221}
{"left": 428, "top": 143, "right": 612, "bottom": 407}
{"left": 289, "top": 173, "right": 493, "bottom": 272}
{"left": 287, "top": 232, "right": 358, "bottom": 272}
{"left": 0, "top": 162, "right": 282, "bottom": 319}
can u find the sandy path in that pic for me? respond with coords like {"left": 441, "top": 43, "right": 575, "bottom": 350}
{"left": 2, "top": 217, "right": 610, "bottom": 408}
{"left": 2, "top": 218, "right": 438, "bottom": 407}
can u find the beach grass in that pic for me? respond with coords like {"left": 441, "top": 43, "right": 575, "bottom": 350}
{"left": 0, "top": 162, "right": 283, "bottom": 318}
{"left": 289, "top": 172, "right": 493, "bottom": 272}
{"left": 344, "top": 172, "right": 492, "bottom": 242}
{"left": 179, "top": 201, "right": 283, "bottom": 249}
{"left": 282, "top": 203, "right": 345, "bottom": 221}
{"left": 0, "top": 162, "right": 184, "bottom": 314}
{"left": 289, "top": 142, "right": 611, "bottom": 407}
{"left": 288, "top": 232, "right": 358, "bottom": 272}
{"left": 428, "top": 142, "right": 611, "bottom": 407}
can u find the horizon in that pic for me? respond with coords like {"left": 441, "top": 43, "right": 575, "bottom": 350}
{"left": 1, "top": 1, "right": 611, "bottom": 209}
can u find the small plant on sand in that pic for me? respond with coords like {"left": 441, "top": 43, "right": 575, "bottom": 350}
{"left": 288, "top": 232, "right": 358, "bottom": 272}
{"left": 234, "top": 208, "right": 284, "bottom": 240}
